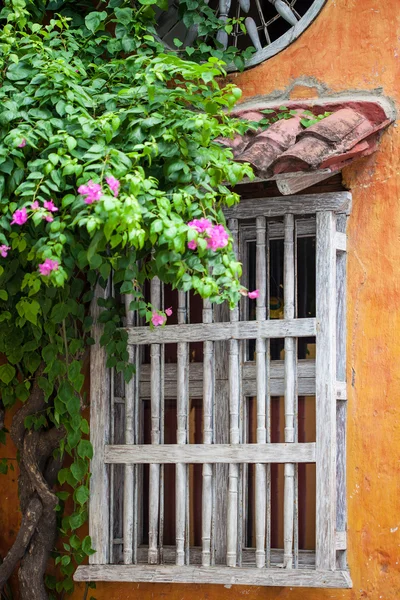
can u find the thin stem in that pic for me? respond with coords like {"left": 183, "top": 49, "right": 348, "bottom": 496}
{"left": 62, "top": 319, "right": 69, "bottom": 367}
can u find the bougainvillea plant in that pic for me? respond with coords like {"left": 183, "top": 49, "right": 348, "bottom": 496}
{"left": 0, "top": 0, "right": 255, "bottom": 598}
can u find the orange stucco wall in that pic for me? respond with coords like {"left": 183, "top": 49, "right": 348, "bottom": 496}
{"left": 2, "top": 0, "right": 400, "bottom": 598}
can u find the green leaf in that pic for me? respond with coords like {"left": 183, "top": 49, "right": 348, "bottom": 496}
{"left": 77, "top": 439, "right": 93, "bottom": 460}
{"left": 115, "top": 7, "right": 133, "bottom": 25}
{"left": 0, "top": 364, "right": 16, "bottom": 385}
{"left": 82, "top": 535, "right": 95, "bottom": 555}
{"left": 85, "top": 11, "right": 107, "bottom": 34}
{"left": 75, "top": 485, "right": 89, "bottom": 506}
{"left": 70, "top": 459, "right": 88, "bottom": 482}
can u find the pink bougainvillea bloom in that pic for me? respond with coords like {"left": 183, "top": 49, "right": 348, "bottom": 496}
{"left": 106, "top": 175, "right": 120, "bottom": 197}
{"left": 206, "top": 224, "right": 229, "bottom": 251}
{"left": 0, "top": 245, "right": 10, "bottom": 258}
{"left": 31, "top": 201, "right": 40, "bottom": 210}
{"left": 78, "top": 180, "right": 103, "bottom": 204}
{"left": 43, "top": 214, "right": 54, "bottom": 223}
{"left": 151, "top": 312, "right": 166, "bottom": 327}
{"left": 165, "top": 307, "right": 173, "bottom": 317}
{"left": 187, "top": 240, "right": 197, "bottom": 250}
{"left": 248, "top": 290, "right": 259, "bottom": 299}
{"left": 38, "top": 258, "right": 59, "bottom": 276}
{"left": 18, "top": 139, "right": 26, "bottom": 148}
{"left": 11, "top": 208, "right": 28, "bottom": 226}
{"left": 188, "top": 218, "right": 213, "bottom": 234}
{"left": 44, "top": 200, "right": 58, "bottom": 212}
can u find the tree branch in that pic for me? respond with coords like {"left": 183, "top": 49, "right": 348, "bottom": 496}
{"left": 0, "top": 497, "right": 43, "bottom": 591}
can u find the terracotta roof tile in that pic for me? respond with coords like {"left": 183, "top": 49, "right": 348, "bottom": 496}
{"left": 218, "top": 99, "right": 393, "bottom": 191}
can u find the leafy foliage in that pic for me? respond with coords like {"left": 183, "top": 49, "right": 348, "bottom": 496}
{"left": 0, "top": 0, "right": 253, "bottom": 594}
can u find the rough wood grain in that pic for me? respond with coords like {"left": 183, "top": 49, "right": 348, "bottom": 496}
{"left": 89, "top": 282, "right": 111, "bottom": 565}
{"left": 227, "top": 219, "right": 240, "bottom": 568}
{"left": 202, "top": 299, "right": 214, "bottom": 566}
{"left": 126, "top": 318, "right": 316, "bottom": 345}
{"left": 148, "top": 278, "right": 161, "bottom": 565}
{"left": 283, "top": 214, "right": 296, "bottom": 569}
{"left": 255, "top": 216, "right": 267, "bottom": 568}
{"left": 105, "top": 443, "right": 316, "bottom": 464}
{"left": 176, "top": 291, "right": 188, "bottom": 566}
{"left": 75, "top": 565, "right": 352, "bottom": 588}
{"left": 336, "top": 214, "right": 348, "bottom": 569}
{"left": 138, "top": 359, "right": 316, "bottom": 399}
{"left": 110, "top": 545, "right": 317, "bottom": 567}
{"left": 123, "top": 294, "right": 135, "bottom": 564}
{"left": 223, "top": 192, "right": 351, "bottom": 220}
{"left": 315, "top": 211, "right": 337, "bottom": 571}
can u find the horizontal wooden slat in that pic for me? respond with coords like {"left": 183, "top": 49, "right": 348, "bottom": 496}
{"left": 75, "top": 565, "right": 352, "bottom": 588}
{"left": 240, "top": 218, "right": 316, "bottom": 241}
{"left": 105, "top": 443, "right": 316, "bottom": 464}
{"left": 116, "top": 360, "right": 316, "bottom": 400}
{"left": 109, "top": 546, "right": 316, "bottom": 568}
{"left": 126, "top": 318, "right": 316, "bottom": 345}
{"left": 224, "top": 192, "right": 352, "bottom": 220}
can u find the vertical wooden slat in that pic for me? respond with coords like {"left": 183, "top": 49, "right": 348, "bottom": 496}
{"left": 123, "top": 294, "right": 136, "bottom": 564}
{"left": 227, "top": 218, "right": 240, "bottom": 568}
{"left": 336, "top": 214, "right": 348, "bottom": 569}
{"left": 293, "top": 221, "right": 300, "bottom": 570}
{"left": 159, "top": 339, "right": 165, "bottom": 564}
{"left": 265, "top": 225, "right": 272, "bottom": 569}
{"left": 316, "top": 211, "right": 337, "bottom": 571}
{"left": 133, "top": 342, "right": 140, "bottom": 564}
{"left": 283, "top": 214, "right": 296, "bottom": 569}
{"left": 148, "top": 277, "right": 162, "bottom": 565}
{"left": 89, "top": 281, "right": 111, "bottom": 564}
{"left": 255, "top": 216, "right": 267, "bottom": 568}
{"left": 202, "top": 298, "right": 214, "bottom": 566}
{"left": 109, "top": 366, "right": 115, "bottom": 563}
{"left": 176, "top": 291, "right": 189, "bottom": 566}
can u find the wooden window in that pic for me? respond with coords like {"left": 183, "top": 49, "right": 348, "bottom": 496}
{"left": 75, "top": 191, "right": 351, "bottom": 588}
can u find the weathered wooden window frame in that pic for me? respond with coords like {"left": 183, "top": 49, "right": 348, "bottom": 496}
{"left": 75, "top": 191, "right": 351, "bottom": 588}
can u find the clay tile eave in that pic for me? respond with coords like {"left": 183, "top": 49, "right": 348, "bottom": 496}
{"left": 222, "top": 97, "right": 394, "bottom": 186}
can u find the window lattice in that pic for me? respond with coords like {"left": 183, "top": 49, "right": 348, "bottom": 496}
{"left": 75, "top": 191, "right": 351, "bottom": 589}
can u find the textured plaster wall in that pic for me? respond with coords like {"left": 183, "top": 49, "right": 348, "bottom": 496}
{"left": 1, "top": 0, "right": 400, "bottom": 598}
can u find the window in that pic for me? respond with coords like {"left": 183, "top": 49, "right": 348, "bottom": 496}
{"left": 155, "top": 0, "right": 327, "bottom": 70}
{"left": 75, "top": 191, "right": 351, "bottom": 588}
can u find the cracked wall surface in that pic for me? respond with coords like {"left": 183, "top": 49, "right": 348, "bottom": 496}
{"left": 2, "top": 0, "right": 400, "bottom": 598}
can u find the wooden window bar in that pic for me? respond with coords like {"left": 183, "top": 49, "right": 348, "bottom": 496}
{"left": 77, "top": 191, "right": 352, "bottom": 588}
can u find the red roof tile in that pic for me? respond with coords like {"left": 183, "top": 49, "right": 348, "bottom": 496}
{"left": 218, "top": 99, "right": 393, "bottom": 192}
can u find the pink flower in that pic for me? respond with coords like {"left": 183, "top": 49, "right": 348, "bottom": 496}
{"left": 43, "top": 214, "right": 54, "bottom": 222}
{"left": 187, "top": 219, "right": 229, "bottom": 251}
{"left": 248, "top": 290, "right": 259, "bottom": 299}
{"left": 31, "top": 201, "right": 40, "bottom": 210}
{"left": 18, "top": 139, "right": 26, "bottom": 148}
{"left": 78, "top": 180, "right": 103, "bottom": 205}
{"left": 188, "top": 218, "right": 213, "bottom": 234}
{"left": 106, "top": 175, "right": 120, "bottom": 197}
{"left": 44, "top": 200, "right": 58, "bottom": 212}
{"left": 151, "top": 312, "right": 166, "bottom": 327}
{"left": 206, "top": 224, "right": 229, "bottom": 251}
{"left": 38, "top": 258, "right": 59, "bottom": 276}
{"left": 0, "top": 245, "right": 10, "bottom": 258}
{"left": 165, "top": 307, "right": 173, "bottom": 317}
{"left": 11, "top": 208, "right": 28, "bottom": 226}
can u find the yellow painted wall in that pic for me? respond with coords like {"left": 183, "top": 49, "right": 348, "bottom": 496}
{"left": 2, "top": 0, "right": 400, "bottom": 598}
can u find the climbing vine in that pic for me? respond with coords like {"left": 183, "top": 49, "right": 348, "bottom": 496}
{"left": 0, "top": 0, "right": 254, "bottom": 598}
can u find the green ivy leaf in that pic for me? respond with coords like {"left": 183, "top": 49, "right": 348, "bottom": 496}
{"left": 77, "top": 439, "right": 93, "bottom": 460}
{"left": 0, "top": 364, "right": 16, "bottom": 385}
